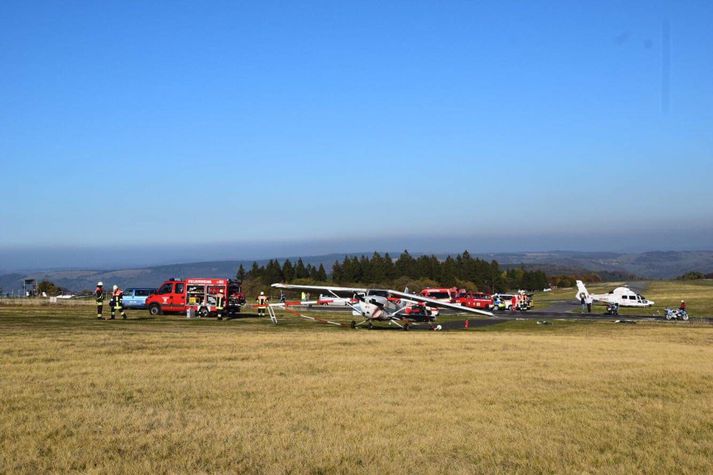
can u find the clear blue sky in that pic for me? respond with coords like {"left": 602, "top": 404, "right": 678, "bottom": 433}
{"left": 1, "top": 1, "right": 712, "bottom": 269}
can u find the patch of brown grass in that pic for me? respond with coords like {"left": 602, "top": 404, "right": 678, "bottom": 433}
{"left": 0, "top": 304, "right": 712, "bottom": 473}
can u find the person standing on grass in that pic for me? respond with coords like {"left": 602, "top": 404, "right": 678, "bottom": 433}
{"left": 585, "top": 294, "right": 593, "bottom": 313}
{"left": 109, "top": 284, "right": 127, "bottom": 320}
{"left": 257, "top": 291, "right": 269, "bottom": 317}
{"left": 579, "top": 294, "right": 586, "bottom": 313}
{"left": 95, "top": 282, "right": 105, "bottom": 320}
{"left": 216, "top": 292, "right": 225, "bottom": 320}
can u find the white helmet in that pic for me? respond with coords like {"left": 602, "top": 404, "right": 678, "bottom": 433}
{"left": 113, "top": 285, "right": 118, "bottom": 291}
{"left": 97, "top": 281, "right": 103, "bottom": 287}
{"left": 260, "top": 291, "right": 264, "bottom": 295}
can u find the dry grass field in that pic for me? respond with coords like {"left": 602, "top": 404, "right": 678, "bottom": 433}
{"left": 1, "top": 301, "right": 712, "bottom": 473}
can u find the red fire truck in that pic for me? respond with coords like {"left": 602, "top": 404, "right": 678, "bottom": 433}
{"left": 145, "top": 278, "right": 246, "bottom": 317}
{"left": 455, "top": 292, "right": 494, "bottom": 310}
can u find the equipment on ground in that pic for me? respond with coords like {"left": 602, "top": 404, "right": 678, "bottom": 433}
{"left": 606, "top": 303, "right": 620, "bottom": 316}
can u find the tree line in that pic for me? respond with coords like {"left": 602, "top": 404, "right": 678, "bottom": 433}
{"left": 238, "top": 251, "right": 549, "bottom": 293}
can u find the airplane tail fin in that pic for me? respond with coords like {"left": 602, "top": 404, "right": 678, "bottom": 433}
{"left": 575, "top": 280, "right": 589, "bottom": 300}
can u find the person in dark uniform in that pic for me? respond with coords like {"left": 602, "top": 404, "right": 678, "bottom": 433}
{"left": 110, "top": 284, "right": 127, "bottom": 320}
{"left": 95, "top": 282, "right": 105, "bottom": 320}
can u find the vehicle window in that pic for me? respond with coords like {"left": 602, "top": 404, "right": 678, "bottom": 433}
{"left": 175, "top": 284, "right": 184, "bottom": 294}
{"left": 136, "top": 289, "right": 150, "bottom": 297}
{"left": 158, "top": 283, "right": 173, "bottom": 294}
{"left": 427, "top": 292, "right": 450, "bottom": 299}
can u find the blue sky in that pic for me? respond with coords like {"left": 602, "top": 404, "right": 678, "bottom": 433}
{"left": 1, "top": 1, "right": 712, "bottom": 269}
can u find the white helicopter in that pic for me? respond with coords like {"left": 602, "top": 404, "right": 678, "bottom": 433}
{"left": 575, "top": 280, "right": 655, "bottom": 308}
{"left": 270, "top": 283, "right": 493, "bottom": 330}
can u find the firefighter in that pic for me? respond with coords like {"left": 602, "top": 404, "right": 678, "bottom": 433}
{"left": 95, "top": 282, "right": 105, "bottom": 319}
{"left": 256, "top": 291, "right": 269, "bottom": 317}
{"left": 109, "top": 284, "right": 127, "bottom": 320}
{"left": 216, "top": 292, "right": 225, "bottom": 320}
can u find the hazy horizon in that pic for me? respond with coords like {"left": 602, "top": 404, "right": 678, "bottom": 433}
{"left": 2, "top": 224, "right": 713, "bottom": 273}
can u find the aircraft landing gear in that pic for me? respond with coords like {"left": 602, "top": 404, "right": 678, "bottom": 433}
{"left": 351, "top": 320, "right": 357, "bottom": 329}
{"left": 367, "top": 321, "right": 373, "bottom": 330}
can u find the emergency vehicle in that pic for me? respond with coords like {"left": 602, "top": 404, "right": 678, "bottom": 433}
{"left": 419, "top": 287, "right": 460, "bottom": 302}
{"left": 145, "top": 278, "right": 246, "bottom": 317}
{"left": 491, "top": 291, "right": 533, "bottom": 311}
{"left": 455, "top": 292, "right": 494, "bottom": 310}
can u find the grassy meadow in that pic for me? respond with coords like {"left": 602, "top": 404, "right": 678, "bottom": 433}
{"left": 1, "top": 299, "right": 712, "bottom": 473}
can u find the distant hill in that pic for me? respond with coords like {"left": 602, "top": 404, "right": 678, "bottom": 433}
{"left": 471, "top": 250, "right": 713, "bottom": 279}
{"left": 0, "top": 254, "right": 350, "bottom": 294}
{"left": 1, "top": 250, "right": 712, "bottom": 293}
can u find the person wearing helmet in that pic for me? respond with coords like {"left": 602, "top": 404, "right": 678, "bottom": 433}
{"left": 679, "top": 300, "right": 687, "bottom": 312}
{"left": 109, "top": 284, "right": 127, "bottom": 320}
{"left": 95, "top": 282, "right": 105, "bottom": 320}
{"left": 256, "top": 291, "right": 269, "bottom": 317}
{"left": 216, "top": 292, "right": 225, "bottom": 320}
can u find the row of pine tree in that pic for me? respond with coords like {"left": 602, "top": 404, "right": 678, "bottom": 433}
{"left": 237, "top": 251, "right": 549, "bottom": 293}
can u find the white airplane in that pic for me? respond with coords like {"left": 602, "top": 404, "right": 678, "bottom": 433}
{"left": 575, "top": 280, "right": 654, "bottom": 308}
{"left": 271, "top": 283, "right": 493, "bottom": 330}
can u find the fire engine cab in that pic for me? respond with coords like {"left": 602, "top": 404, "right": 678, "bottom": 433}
{"left": 145, "top": 278, "right": 246, "bottom": 317}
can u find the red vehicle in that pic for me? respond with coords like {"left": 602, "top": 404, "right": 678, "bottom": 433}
{"left": 420, "top": 287, "right": 460, "bottom": 302}
{"left": 145, "top": 278, "right": 246, "bottom": 317}
{"left": 403, "top": 303, "right": 440, "bottom": 318}
{"left": 455, "top": 292, "right": 493, "bottom": 310}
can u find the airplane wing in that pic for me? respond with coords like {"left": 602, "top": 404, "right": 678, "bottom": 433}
{"left": 271, "top": 283, "right": 368, "bottom": 294}
{"left": 272, "top": 283, "right": 493, "bottom": 316}
{"left": 388, "top": 289, "right": 493, "bottom": 317}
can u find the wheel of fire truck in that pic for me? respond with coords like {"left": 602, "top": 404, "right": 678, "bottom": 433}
{"left": 148, "top": 304, "right": 162, "bottom": 316}
{"left": 197, "top": 307, "right": 210, "bottom": 318}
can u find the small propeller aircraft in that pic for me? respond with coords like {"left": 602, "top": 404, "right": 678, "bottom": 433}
{"left": 575, "top": 280, "right": 655, "bottom": 308}
{"left": 270, "top": 283, "right": 493, "bottom": 330}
